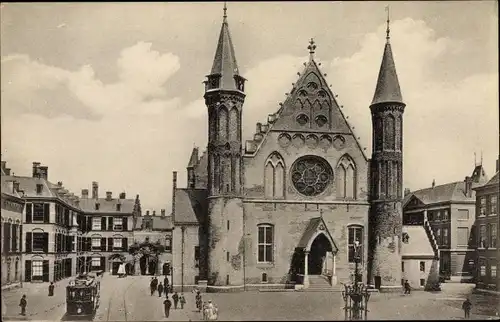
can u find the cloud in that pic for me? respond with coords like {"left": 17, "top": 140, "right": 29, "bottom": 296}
{"left": 1, "top": 18, "right": 497, "bottom": 212}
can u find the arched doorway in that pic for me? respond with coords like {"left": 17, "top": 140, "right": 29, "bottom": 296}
{"left": 139, "top": 255, "right": 157, "bottom": 275}
{"left": 308, "top": 233, "right": 333, "bottom": 275}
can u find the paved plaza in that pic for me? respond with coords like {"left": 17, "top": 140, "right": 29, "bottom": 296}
{"left": 2, "top": 275, "right": 499, "bottom": 321}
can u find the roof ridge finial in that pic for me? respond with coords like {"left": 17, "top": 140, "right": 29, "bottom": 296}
{"left": 385, "top": 5, "right": 390, "bottom": 42}
{"left": 474, "top": 152, "right": 477, "bottom": 166}
{"left": 307, "top": 38, "right": 316, "bottom": 60}
{"left": 223, "top": 1, "right": 227, "bottom": 23}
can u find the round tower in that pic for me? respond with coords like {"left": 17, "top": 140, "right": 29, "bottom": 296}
{"left": 368, "top": 14, "right": 406, "bottom": 291}
{"left": 204, "top": 4, "right": 246, "bottom": 287}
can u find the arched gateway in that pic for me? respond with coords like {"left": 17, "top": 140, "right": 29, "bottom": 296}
{"left": 291, "top": 217, "right": 338, "bottom": 288}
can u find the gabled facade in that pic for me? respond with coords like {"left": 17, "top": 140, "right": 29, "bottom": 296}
{"left": 171, "top": 6, "right": 418, "bottom": 292}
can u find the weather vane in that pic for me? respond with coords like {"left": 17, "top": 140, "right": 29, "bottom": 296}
{"left": 385, "top": 5, "right": 391, "bottom": 41}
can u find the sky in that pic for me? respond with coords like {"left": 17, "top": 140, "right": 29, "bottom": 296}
{"left": 1, "top": 1, "right": 498, "bottom": 213}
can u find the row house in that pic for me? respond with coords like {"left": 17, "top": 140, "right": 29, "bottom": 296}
{"left": 403, "top": 164, "right": 488, "bottom": 282}
{"left": 473, "top": 159, "right": 499, "bottom": 291}
{"left": 11, "top": 162, "right": 83, "bottom": 283}
{"left": 78, "top": 182, "right": 139, "bottom": 275}
{"left": 1, "top": 161, "right": 25, "bottom": 289}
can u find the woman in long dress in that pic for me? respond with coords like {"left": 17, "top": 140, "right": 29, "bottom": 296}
{"left": 117, "top": 263, "right": 126, "bottom": 277}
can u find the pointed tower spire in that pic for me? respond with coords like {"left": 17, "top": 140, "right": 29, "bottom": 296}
{"left": 371, "top": 7, "right": 403, "bottom": 106}
{"left": 206, "top": 2, "right": 245, "bottom": 92}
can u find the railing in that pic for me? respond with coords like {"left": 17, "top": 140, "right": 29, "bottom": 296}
{"left": 423, "top": 220, "right": 439, "bottom": 259}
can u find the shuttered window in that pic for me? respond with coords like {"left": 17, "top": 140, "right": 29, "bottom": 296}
{"left": 32, "top": 260, "right": 43, "bottom": 280}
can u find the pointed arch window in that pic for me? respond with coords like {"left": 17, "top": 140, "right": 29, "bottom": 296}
{"left": 229, "top": 107, "right": 239, "bottom": 142}
{"left": 336, "top": 155, "right": 357, "bottom": 199}
{"left": 385, "top": 114, "right": 395, "bottom": 150}
{"left": 264, "top": 152, "right": 286, "bottom": 199}
{"left": 218, "top": 106, "right": 229, "bottom": 141}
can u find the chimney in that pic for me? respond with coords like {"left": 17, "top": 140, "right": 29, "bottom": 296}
{"left": 404, "top": 188, "right": 411, "bottom": 197}
{"left": 4, "top": 168, "right": 11, "bottom": 176}
{"left": 496, "top": 158, "right": 499, "bottom": 172}
{"left": 106, "top": 191, "right": 112, "bottom": 201}
{"left": 57, "top": 181, "right": 63, "bottom": 187}
{"left": 431, "top": 179, "right": 435, "bottom": 188}
{"left": 32, "top": 162, "right": 41, "bottom": 178}
{"left": 13, "top": 181, "right": 20, "bottom": 193}
{"left": 465, "top": 176, "right": 473, "bottom": 197}
{"left": 161, "top": 209, "right": 166, "bottom": 217}
{"left": 119, "top": 192, "right": 126, "bottom": 199}
{"left": 153, "top": 210, "right": 156, "bottom": 216}
{"left": 92, "top": 182, "right": 99, "bottom": 199}
{"left": 38, "top": 166, "right": 48, "bottom": 180}
{"left": 146, "top": 210, "right": 150, "bottom": 216}
{"left": 82, "top": 189, "right": 89, "bottom": 199}
{"left": 1, "top": 161, "right": 6, "bottom": 170}
{"left": 172, "top": 171, "right": 177, "bottom": 221}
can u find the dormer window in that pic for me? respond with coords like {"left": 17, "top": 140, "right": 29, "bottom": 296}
{"left": 208, "top": 76, "right": 220, "bottom": 90}
{"left": 36, "top": 184, "right": 43, "bottom": 194}
{"left": 95, "top": 203, "right": 100, "bottom": 211}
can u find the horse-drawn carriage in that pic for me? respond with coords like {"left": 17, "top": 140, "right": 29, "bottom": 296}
{"left": 66, "top": 272, "right": 101, "bottom": 317}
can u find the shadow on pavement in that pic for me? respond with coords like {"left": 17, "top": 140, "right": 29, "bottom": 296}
{"left": 59, "top": 312, "right": 96, "bottom": 321}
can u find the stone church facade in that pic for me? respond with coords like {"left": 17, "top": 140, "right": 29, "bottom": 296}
{"left": 172, "top": 8, "right": 409, "bottom": 292}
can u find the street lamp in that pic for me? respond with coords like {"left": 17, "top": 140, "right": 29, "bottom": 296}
{"left": 341, "top": 240, "right": 371, "bottom": 321}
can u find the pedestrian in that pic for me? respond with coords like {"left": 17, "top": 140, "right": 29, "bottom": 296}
{"left": 404, "top": 280, "right": 411, "bottom": 295}
{"left": 163, "top": 296, "right": 172, "bottom": 318}
{"left": 462, "top": 298, "right": 472, "bottom": 319}
{"left": 19, "top": 295, "right": 27, "bottom": 316}
{"left": 172, "top": 292, "right": 179, "bottom": 309}
{"left": 195, "top": 290, "right": 202, "bottom": 312}
{"left": 150, "top": 277, "right": 157, "bottom": 296}
{"left": 48, "top": 282, "right": 55, "bottom": 296}
{"left": 179, "top": 293, "right": 186, "bottom": 309}
{"left": 165, "top": 284, "right": 170, "bottom": 298}
{"left": 164, "top": 276, "right": 170, "bottom": 289}
{"left": 158, "top": 282, "right": 164, "bottom": 297}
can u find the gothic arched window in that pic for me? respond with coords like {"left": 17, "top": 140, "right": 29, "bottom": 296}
{"left": 229, "top": 107, "right": 238, "bottom": 142}
{"left": 336, "top": 155, "right": 357, "bottom": 199}
{"left": 264, "top": 152, "right": 285, "bottom": 199}
{"left": 218, "top": 106, "right": 228, "bottom": 141}
{"left": 385, "top": 114, "right": 395, "bottom": 150}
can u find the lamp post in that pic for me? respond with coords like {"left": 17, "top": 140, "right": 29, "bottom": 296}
{"left": 341, "top": 240, "right": 371, "bottom": 321}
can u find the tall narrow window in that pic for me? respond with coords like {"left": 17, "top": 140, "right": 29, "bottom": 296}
{"left": 489, "top": 223, "right": 497, "bottom": 248}
{"left": 264, "top": 152, "right": 285, "bottom": 199}
{"left": 385, "top": 114, "right": 395, "bottom": 150}
{"left": 32, "top": 260, "right": 43, "bottom": 281}
{"left": 380, "top": 162, "right": 387, "bottom": 198}
{"left": 229, "top": 107, "right": 238, "bottom": 142}
{"left": 336, "top": 155, "right": 356, "bottom": 199}
{"left": 218, "top": 107, "right": 228, "bottom": 141}
{"left": 194, "top": 246, "right": 200, "bottom": 268}
{"left": 348, "top": 225, "right": 363, "bottom": 263}
{"left": 257, "top": 224, "right": 273, "bottom": 263}
{"left": 479, "top": 197, "right": 487, "bottom": 217}
{"left": 490, "top": 195, "right": 498, "bottom": 216}
{"left": 420, "top": 261, "right": 425, "bottom": 272}
{"left": 479, "top": 225, "right": 487, "bottom": 248}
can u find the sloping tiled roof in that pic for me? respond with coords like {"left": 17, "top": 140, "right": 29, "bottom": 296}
{"left": 79, "top": 197, "right": 135, "bottom": 214}
{"left": 371, "top": 41, "right": 404, "bottom": 106}
{"left": 134, "top": 215, "right": 173, "bottom": 230}
{"left": 402, "top": 226, "right": 435, "bottom": 257}
{"left": 411, "top": 181, "right": 473, "bottom": 205}
{"left": 474, "top": 171, "right": 499, "bottom": 190}
{"left": 173, "top": 188, "right": 208, "bottom": 224}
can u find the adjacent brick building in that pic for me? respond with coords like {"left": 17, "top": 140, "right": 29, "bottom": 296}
{"left": 170, "top": 8, "right": 435, "bottom": 292}
{"left": 403, "top": 164, "right": 489, "bottom": 282}
{"left": 473, "top": 159, "right": 499, "bottom": 291}
{"left": 1, "top": 161, "right": 25, "bottom": 289}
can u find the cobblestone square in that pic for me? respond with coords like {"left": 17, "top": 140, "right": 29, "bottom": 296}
{"left": 2, "top": 276, "right": 499, "bottom": 321}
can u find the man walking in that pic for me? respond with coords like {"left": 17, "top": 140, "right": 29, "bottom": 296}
{"left": 48, "top": 282, "right": 55, "bottom": 296}
{"left": 19, "top": 295, "right": 27, "bottom": 316}
{"left": 179, "top": 293, "right": 186, "bottom": 309}
{"left": 163, "top": 296, "right": 172, "bottom": 318}
{"left": 150, "top": 277, "right": 158, "bottom": 296}
{"left": 404, "top": 280, "right": 411, "bottom": 295}
{"left": 195, "top": 290, "right": 202, "bottom": 312}
{"left": 172, "top": 292, "right": 179, "bottom": 309}
{"left": 158, "top": 282, "right": 164, "bottom": 297}
{"left": 462, "top": 298, "right": 472, "bottom": 319}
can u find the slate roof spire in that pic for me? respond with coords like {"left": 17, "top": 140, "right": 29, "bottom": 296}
{"left": 371, "top": 6, "right": 404, "bottom": 106}
{"left": 207, "top": 1, "right": 243, "bottom": 92}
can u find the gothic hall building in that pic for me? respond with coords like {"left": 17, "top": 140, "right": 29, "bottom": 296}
{"left": 171, "top": 9, "right": 415, "bottom": 292}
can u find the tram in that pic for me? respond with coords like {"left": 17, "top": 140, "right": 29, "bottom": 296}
{"left": 66, "top": 272, "right": 101, "bottom": 317}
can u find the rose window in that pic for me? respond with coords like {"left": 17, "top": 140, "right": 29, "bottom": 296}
{"left": 291, "top": 156, "right": 333, "bottom": 196}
